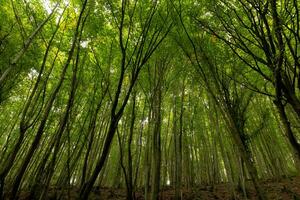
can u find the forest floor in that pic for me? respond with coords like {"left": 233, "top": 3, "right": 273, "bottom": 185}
{"left": 14, "top": 176, "right": 300, "bottom": 200}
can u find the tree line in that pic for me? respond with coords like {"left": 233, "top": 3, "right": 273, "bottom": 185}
{"left": 0, "top": 0, "right": 299, "bottom": 199}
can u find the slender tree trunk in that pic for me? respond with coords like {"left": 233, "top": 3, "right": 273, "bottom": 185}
{"left": 144, "top": 109, "right": 152, "bottom": 200}
{"left": 0, "top": 4, "right": 57, "bottom": 86}
{"left": 9, "top": 1, "right": 88, "bottom": 198}
{"left": 228, "top": 118, "right": 266, "bottom": 200}
{"left": 174, "top": 81, "right": 185, "bottom": 200}
{"left": 79, "top": 116, "right": 120, "bottom": 199}
{"left": 0, "top": 15, "right": 62, "bottom": 198}
{"left": 274, "top": 100, "right": 300, "bottom": 169}
{"left": 126, "top": 92, "right": 136, "bottom": 200}
{"left": 150, "top": 73, "right": 162, "bottom": 200}
{"left": 81, "top": 86, "right": 107, "bottom": 187}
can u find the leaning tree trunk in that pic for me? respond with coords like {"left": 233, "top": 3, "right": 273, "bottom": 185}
{"left": 9, "top": 1, "right": 88, "bottom": 198}
{"left": 0, "top": 3, "right": 57, "bottom": 87}
{"left": 227, "top": 117, "right": 266, "bottom": 200}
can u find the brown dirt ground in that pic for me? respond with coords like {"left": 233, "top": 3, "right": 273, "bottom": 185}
{"left": 12, "top": 176, "right": 300, "bottom": 200}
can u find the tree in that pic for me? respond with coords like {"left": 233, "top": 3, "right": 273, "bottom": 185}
{"left": 79, "top": 0, "right": 172, "bottom": 198}
{"left": 195, "top": 0, "right": 300, "bottom": 165}
{"left": 0, "top": 1, "right": 299, "bottom": 199}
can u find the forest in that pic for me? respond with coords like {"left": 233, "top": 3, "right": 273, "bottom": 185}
{"left": 0, "top": 0, "right": 300, "bottom": 199}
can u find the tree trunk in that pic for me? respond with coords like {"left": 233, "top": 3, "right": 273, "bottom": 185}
{"left": 228, "top": 118, "right": 266, "bottom": 200}
{"left": 150, "top": 62, "right": 163, "bottom": 200}
{"left": 126, "top": 92, "right": 136, "bottom": 200}
{"left": 9, "top": 1, "right": 88, "bottom": 197}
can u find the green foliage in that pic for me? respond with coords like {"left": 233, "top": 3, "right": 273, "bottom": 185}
{"left": 0, "top": 0, "right": 299, "bottom": 199}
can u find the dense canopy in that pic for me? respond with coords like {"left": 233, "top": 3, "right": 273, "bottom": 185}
{"left": 0, "top": 0, "right": 300, "bottom": 199}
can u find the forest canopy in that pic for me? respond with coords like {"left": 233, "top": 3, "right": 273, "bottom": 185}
{"left": 0, "top": 0, "right": 300, "bottom": 199}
